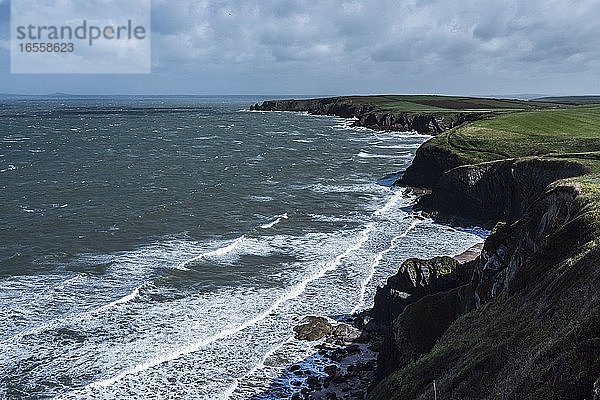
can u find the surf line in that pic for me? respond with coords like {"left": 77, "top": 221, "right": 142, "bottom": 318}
{"left": 373, "top": 189, "right": 408, "bottom": 218}
{"left": 221, "top": 335, "right": 296, "bottom": 399}
{"left": 176, "top": 236, "right": 246, "bottom": 270}
{"left": 1, "top": 281, "right": 149, "bottom": 347}
{"left": 69, "top": 224, "right": 375, "bottom": 394}
{"left": 351, "top": 219, "right": 420, "bottom": 315}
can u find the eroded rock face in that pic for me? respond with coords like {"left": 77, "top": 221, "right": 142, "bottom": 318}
{"left": 472, "top": 182, "right": 583, "bottom": 307}
{"left": 369, "top": 180, "right": 600, "bottom": 400}
{"left": 417, "top": 158, "right": 588, "bottom": 226}
{"left": 371, "top": 256, "right": 476, "bottom": 378}
{"left": 372, "top": 256, "right": 471, "bottom": 324}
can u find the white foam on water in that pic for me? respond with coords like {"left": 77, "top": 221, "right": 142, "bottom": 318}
{"left": 177, "top": 236, "right": 246, "bottom": 269}
{"left": 309, "top": 182, "right": 388, "bottom": 195}
{"left": 351, "top": 219, "right": 420, "bottom": 314}
{"left": 0, "top": 164, "right": 17, "bottom": 173}
{"left": 2, "top": 110, "right": 479, "bottom": 399}
{"left": 221, "top": 335, "right": 295, "bottom": 399}
{"left": 67, "top": 224, "right": 374, "bottom": 395}
{"left": 1, "top": 281, "right": 150, "bottom": 345}
{"left": 373, "top": 190, "right": 406, "bottom": 217}
{"left": 260, "top": 213, "right": 289, "bottom": 229}
{"left": 373, "top": 143, "right": 422, "bottom": 149}
{"left": 95, "top": 284, "right": 144, "bottom": 313}
{"left": 309, "top": 213, "right": 360, "bottom": 223}
{"left": 247, "top": 195, "right": 274, "bottom": 202}
{"left": 357, "top": 151, "right": 400, "bottom": 159}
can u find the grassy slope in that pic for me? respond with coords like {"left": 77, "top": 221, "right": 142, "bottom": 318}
{"left": 370, "top": 102, "right": 600, "bottom": 399}
{"left": 421, "top": 105, "right": 600, "bottom": 170}
{"left": 335, "top": 95, "right": 557, "bottom": 113}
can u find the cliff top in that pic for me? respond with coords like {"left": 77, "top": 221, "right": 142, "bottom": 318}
{"left": 326, "top": 95, "right": 556, "bottom": 113}
{"left": 421, "top": 105, "right": 600, "bottom": 172}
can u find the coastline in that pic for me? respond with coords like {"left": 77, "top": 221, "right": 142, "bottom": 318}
{"left": 245, "top": 104, "right": 490, "bottom": 399}
{"left": 251, "top": 96, "right": 600, "bottom": 400}
{"left": 281, "top": 244, "right": 485, "bottom": 400}
{"left": 250, "top": 97, "right": 489, "bottom": 135}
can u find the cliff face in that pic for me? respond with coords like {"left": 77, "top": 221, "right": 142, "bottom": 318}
{"left": 250, "top": 98, "right": 485, "bottom": 134}
{"left": 371, "top": 257, "right": 476, "bottom": 379}
{"left": 370, "top": 179, "right": 600, "bottom": 400}
{"left": 369, "top": 141, "right": 600, "bottom": 398}
{"left": 418, "top": 158, "right": 589, "bottom": 226}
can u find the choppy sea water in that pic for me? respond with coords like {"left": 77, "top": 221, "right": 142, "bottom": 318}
{"left": 0, "top": 97, "right": 485, "bottom": 399}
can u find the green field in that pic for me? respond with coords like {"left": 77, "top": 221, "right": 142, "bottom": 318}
{"left": 337, "top": 94, "right": 559, "bottom": 113}
{"left": 422, "top": 105, "right": 600, "bottom": 172}
{"left": 337, "top": 94, "right": 600, "bottom": 175}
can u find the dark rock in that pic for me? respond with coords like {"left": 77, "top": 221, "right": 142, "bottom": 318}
{"left": 331, "top": 324, "right": 361, "bottom": 344}
{"left": 294, "top": 316, "right": 333, "bottom": 341}
{"left": 372, "top": 256, "right": 471, "bottom": 324}
{"left": 354, "top": 314, "right": 372, "bottom": 329}
{"left": 370, "top": 177, "right": 600, "bottom": 399}
{"left": 331, "top": 348, "right": 348, "bottom": 362}
{"left": 345, "top": 344, "right": 361, "bottom": 354}
{"left": 306, "top": 376, "right": 321, "bottom": 390}
{"left": 324, "top": 364, "right": 338, "bottom": 378}
{"left": 370, "top": 245, "right": 479, "bottom": 380}
{"left": 417, "top": 158, "right": 588, "bottom": 226}
{"left": 289, "top": 364, "right": 301, "bottom": 372}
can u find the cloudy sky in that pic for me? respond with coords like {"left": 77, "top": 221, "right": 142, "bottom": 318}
{"left": 1, "top": 0, "right": 599, "bottom": 96}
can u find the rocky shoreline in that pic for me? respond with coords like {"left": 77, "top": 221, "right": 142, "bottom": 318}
{"left": 250, "top": 98, "right": 486, "bottom": 135}
{"left": 288, "top": 315, "right": 377, "bottom": 400}
{"left": 255, "top": 99, "right": 600, "bottom": 399}
{"left": 288, "top": 243, "right": 484, "bottom": 400}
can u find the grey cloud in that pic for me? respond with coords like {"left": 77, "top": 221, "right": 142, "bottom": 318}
{"left": 1, "top": 0, "right": 600, "bottom": 95}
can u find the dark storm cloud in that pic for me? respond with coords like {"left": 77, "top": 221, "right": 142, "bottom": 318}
{"left": 148, "top": 0, "right": 600, "bottom": 72}
{"left": 1, "top": 0, "right": 599, "bottom": 94}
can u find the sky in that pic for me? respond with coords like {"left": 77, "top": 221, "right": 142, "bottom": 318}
{"left": 0, "top": 0, "right": 599, "bottom": 96}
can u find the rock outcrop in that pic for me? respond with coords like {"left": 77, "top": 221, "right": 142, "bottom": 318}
{"left": 369, "top": 178, "right": 600, "bottom": 400}
{"left": 417, "top": 158, "right": 589, "bottom": 226}
{"left": 250, "top": 98, "right": 485, "bottom": 134}
{"left": 369, "top": 139, "right": 599, "bottom": 399}
{"left": 371, "top": 257, "right": 477, "bottom": 379}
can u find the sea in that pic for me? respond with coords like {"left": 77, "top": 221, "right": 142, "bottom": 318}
{"left": 0, "top": 96, "right": 486, "bottom": 399}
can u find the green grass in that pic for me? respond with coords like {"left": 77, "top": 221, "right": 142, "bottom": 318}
{"left": 369, "top": 97, "right": 600, "bottom": 400}
{"left": 332, "top": 95, "right": 559, "bottom": 113}
{"left": 425, "top": 106, "right": 600, "bottom": 172}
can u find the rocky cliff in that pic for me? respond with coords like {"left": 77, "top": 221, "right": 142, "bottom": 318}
{"left": 252, "top": 97, "right": 600, "bottom": 399}
{"left": 250, "top": 98, "right": 485, "bottom": 134}
{"left": 368, "top": 146, "right": 600, "bottom": 398}
{"left": 418, "top": 158, "right": 589, "bottom": 226}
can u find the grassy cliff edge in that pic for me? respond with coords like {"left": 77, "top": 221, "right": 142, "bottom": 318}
{"left": 373, "top": 103, "right": 600, "bottom": 399}
{"left": 252, "top": 95, "right": 600, "bottom": 399}
{"left": 250, "top": 95, "right": 558, "bottom": 134}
